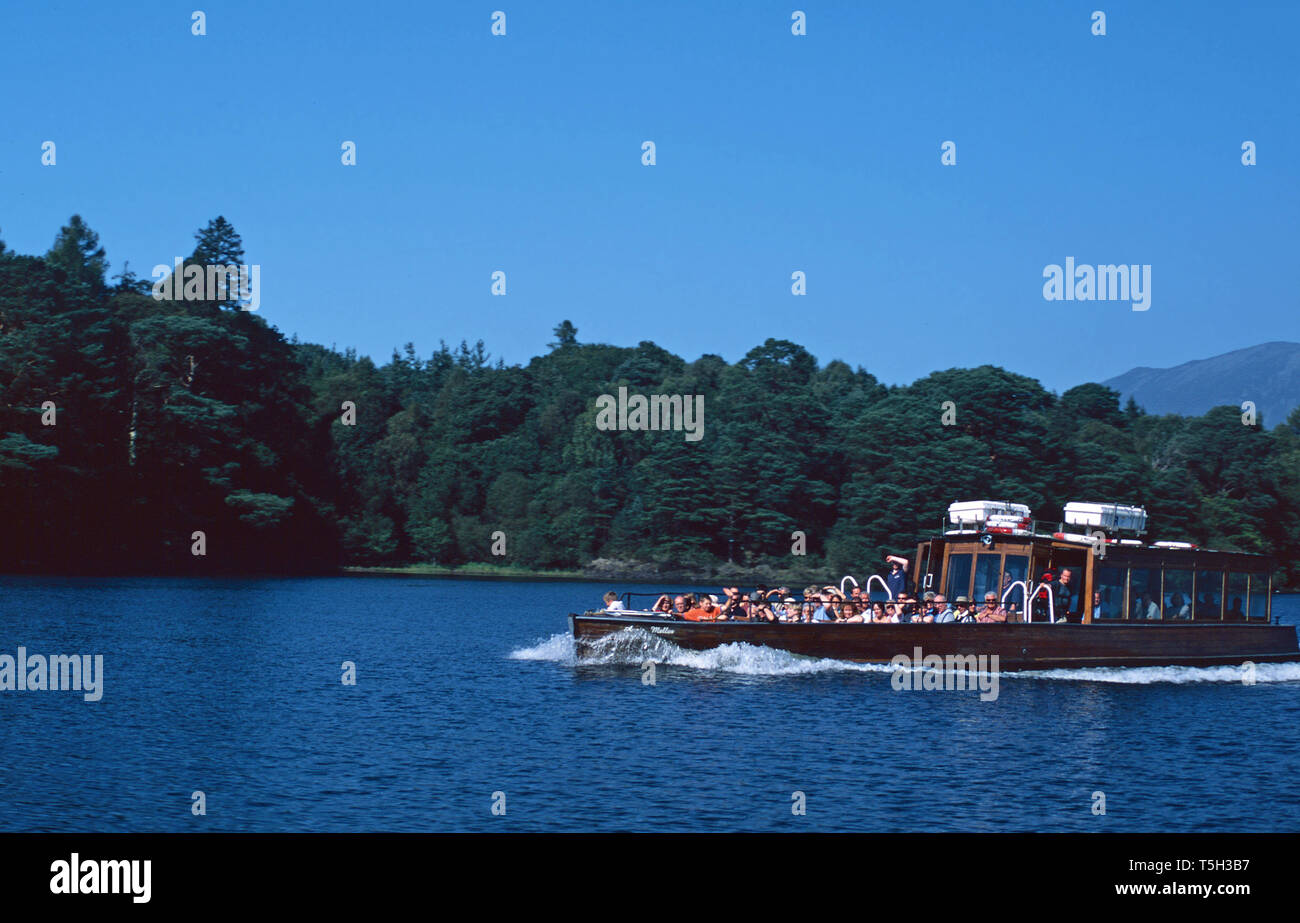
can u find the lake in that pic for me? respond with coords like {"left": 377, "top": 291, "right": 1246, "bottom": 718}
{"left": 1, "top": 576, "right": 1298, "bottom": 831}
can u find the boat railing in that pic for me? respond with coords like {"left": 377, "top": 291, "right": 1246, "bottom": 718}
{"left": 1023, "top": 581, "right": 1056, "bottom": 624}
{"left": 840, "top": 574, "right": 859, "bottom": 597}
{"left": 1001, "top": 581, "right": 1030, "bottom": 621}
{"left": 861, "top": 574, "right": 893, "bottom": 601}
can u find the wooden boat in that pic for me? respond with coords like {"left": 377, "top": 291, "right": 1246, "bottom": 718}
{"left": 569, "top": 501, "right": 1300, "bottom": 671}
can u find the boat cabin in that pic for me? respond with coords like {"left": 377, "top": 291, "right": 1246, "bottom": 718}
{"left": 910, "top": 501, "right": 1274, "bottom": 624}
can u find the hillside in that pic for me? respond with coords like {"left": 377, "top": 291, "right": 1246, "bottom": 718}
{"left": 1103, "top": 342, "right": 1300, "bottom": 427}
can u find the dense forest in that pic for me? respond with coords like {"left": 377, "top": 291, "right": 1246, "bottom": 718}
{"left": 3, "top": 216, "right": 1300, "bottom": 585}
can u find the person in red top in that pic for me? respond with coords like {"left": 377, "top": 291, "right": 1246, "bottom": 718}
{"left": 683, "top": 595, "right": 722, "bottom": 621}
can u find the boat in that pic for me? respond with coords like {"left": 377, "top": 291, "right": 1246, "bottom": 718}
{"left": 568, "top": 500, "right": 1300, "bottom": 671}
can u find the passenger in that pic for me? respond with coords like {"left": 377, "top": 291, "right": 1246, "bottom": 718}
{"left": 879, "top": 603, "right": 900, "bottom": 623}
{"left": 716, "top": 587, "right": 743, "bottom": 620}
{"left": 915, "top": 591, "right": 936, "bottom": 621}
{"left": 1132, "top": 591, "right": 1160, "bottom": 620}
{"left": 884, "top": 554, "right": 910, "bottom": 599}
{"left": 952, "top": 596, "right": 977, "bottom": 623}
{"left": 779, "top": 596, "right": 801, "bottom": 622}
{"left": 652, "top": 594, "right": 673, "bottom": 613}
{"left": 753, "top": 594, "right": 778, "bottom": 622}
{"left": 683, "top": 594, "right": 722, "bottom": 621}
{"left": 1089, "top": 591, "right": 1103, "bottom": 620}
{"left": 841, "top": 601, "right": 866, "bottom": 623}
{"left": 1052, "top": 568, "right": 1077, "bottom": 622}
{"left": 812, "top": 594, "right": 837, "bottom": 622}
{"left": 932, "top": 595, "right": 954, "bottom": 623}
{"left": 976, "top": 592, "right": 1007, "bottom": 623}
{"left": 801, "top": 601, "right": 814, "bottom": 622}
{"left": 603, "top": 591, "right": 625, "bottom": 611}
{"left": 896, "top": 592, "right": 919, "bottom": 620}
{"left": 1225, "top": 597, "right": 1246, "bottom": 621}
{"left": 1167, "top": 592, "right": 1191, "bottom": 620}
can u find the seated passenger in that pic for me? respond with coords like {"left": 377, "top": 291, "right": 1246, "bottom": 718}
{"left": 812, "top": 594, "right": 837, "bottom": 622}
{"left": 716, "top": 587, "right": 742, "bottom": 620}
{"left": 652, "top": 594, "right": 673, "bottom": 613}
{"left": 975, "top": 593, "right": 1007, "bottom": 623}
{"left": 1132, "top": 592, "right": 1160, "bottom": 620}
{"left": 912, "top": 591, "right": 936, "bottom": 623}
{"left": 931, "top": 595, "right": 954, "bottom": 623}
{"left": 1167, "top": 592, "right": 1191, "bottom": 620}
{"left": 952, "top": 596, "right": 976, "bottom": 623}
{"left": 603, "top": 591, "right": 624, "bottom": 611}
{"left": 1225, "top": 597, "right": 1246, "bottom": 621}
{"left": 683, "top": 594, "right": 721, "bottom": 621}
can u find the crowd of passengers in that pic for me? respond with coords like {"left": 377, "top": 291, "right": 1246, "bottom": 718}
{"left": 599, "top": 555, "right": 1074, "bottom": 624}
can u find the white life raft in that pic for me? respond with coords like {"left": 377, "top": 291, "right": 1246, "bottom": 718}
{"left": 1063, "top": 501, "right": 1147, "bottom": 532}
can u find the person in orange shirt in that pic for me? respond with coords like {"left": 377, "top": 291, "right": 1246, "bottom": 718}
{"left": 682, "top": 594, "right": 722, "bottom": 621}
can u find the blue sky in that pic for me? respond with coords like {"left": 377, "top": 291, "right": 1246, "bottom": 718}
{"left": 2, "top": 1, "right": 1296, "bottom": 393}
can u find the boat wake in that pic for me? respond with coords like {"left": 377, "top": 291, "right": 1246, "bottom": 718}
{"left": 509, "top": 629, "right": 886, "bottom": 676}
{"left": 511, "top": 629, "right": 1300, "bottom": 684}
{"left": 1016, "top": 662, "right": 1300, "bottom": 684}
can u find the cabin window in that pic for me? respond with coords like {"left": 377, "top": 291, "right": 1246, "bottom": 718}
{"left": 1225, "top": 573, "right": 1248, "bottom": 621}
{"left": 1194, "top": 570, "right": 1223, "bottom": 620}
{"left": 1248, "top": 573, "right": 1270, "bottom": 621}
{"left": 1162, "top": 569, "right": 1193, "bottom": 620}
{"left": 973, "top": 554, "right": 1002, "bottom": 607}
{"left": 946, "top": 553, "right": 973, "bottom": 601}
{"left": 1002, "top": 554, "right": 1028, "bottom": 614}
{"left": 1094, "top": 565, "right": 1126, "bottom": 620}
{"left": 1129, "top": 568, "right": 1160, "bottom": 620}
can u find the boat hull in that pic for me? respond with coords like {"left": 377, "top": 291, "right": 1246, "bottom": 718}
{"left": 569, "top": 613, "right": 1300, "bottom": 671}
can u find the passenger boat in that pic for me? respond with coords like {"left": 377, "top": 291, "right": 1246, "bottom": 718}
{"left": 568, "top": 500, "right": 1300, "bottom": 671}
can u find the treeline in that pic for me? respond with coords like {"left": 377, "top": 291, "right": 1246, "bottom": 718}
{"left": 4, "top": 216, "right": 1300, "bottom": 584}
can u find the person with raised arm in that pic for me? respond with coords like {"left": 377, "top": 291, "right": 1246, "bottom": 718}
{"left": 884, "top": 554, "right": 910, "bottom": 600}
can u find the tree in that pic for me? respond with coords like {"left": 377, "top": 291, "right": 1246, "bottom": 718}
{"left": 550, "top": 320, "right": 578, "bottom": 350}
{"left": 46, "top": 215, "right": 108, "bottom": 290}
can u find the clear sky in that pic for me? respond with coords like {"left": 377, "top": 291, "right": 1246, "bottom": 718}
{"left": 2, "top": 1, "right": 1296, "bottom": 393}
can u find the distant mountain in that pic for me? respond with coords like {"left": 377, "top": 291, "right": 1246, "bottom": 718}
{"left": 1102, "top": 341, "right": 1300, "bottom": 427}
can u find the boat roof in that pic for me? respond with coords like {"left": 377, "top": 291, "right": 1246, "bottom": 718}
{"left": 932, "top": 529, "right": 1272, "bottom": 565}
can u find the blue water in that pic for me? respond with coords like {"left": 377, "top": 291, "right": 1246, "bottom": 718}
{"left": 1, "top": 576, "right": 1298, "bottom": 832}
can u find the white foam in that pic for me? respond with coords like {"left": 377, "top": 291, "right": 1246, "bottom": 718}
{"left": 512, "top": 628, "right": 1300, "bottom": 685}
{"left": 1014, "top": 661, "right": 1300, "bottom": 685}
{"left": 510, "top": 629, "right": 885, "bottom": 676}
